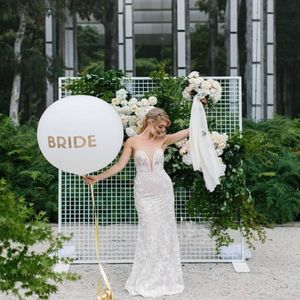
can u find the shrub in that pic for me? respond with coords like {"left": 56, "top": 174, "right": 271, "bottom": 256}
{"left": 243, "top": 117, "right": 300, "bottom": 223}
{"left": 0, "top": 179, "right": 78, "bottom": 299}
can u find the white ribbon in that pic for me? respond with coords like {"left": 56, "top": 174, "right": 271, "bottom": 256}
{"left": 189, "top": 96, "right": 226, "bottom": 192}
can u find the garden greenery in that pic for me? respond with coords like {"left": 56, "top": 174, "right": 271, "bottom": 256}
{"left": 65, "top": 69, "right": 124, "bottom": 101}
{"left": 0, "top": 115, "right": 58, "bottom": 221}
{"left": 0, "top": 179, "right": 78, "bottom": 299}
{"left": 243, "top": 117, "right": 300, "bottom": 224}
{"left": 2, "top": 69, "right": 299, "bottom": 254}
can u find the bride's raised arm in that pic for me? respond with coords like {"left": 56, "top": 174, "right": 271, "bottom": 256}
{"left": 164, "top": 128, "right": 189, "bottom": 146}
{"left": 83, "top": 137, "right": 134, "bottom": 184}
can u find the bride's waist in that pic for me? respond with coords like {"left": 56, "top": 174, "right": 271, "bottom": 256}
{"left": 136, "top": 169, "right": 166, "bottom": 175}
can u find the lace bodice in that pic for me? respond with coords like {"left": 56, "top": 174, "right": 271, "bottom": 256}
{"left": 134, "top": 148, "right": 165, "bottom": 173}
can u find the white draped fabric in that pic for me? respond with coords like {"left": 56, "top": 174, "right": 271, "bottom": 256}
{"left": 189, "top": 96, "right": 226, "bottom": 192}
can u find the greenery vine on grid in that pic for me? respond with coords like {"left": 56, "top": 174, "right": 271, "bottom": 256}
{"left": 62, "top": 66, "right": 270, "bottom": 251}
{"left": 65, "top": 69, "right": 124, "bottom": 101}
{"left": 148, "top": 67, "right": 269, "bottom": 251}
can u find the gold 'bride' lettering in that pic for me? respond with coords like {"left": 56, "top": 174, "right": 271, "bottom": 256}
{"left": 48, "top": 135, "right": 97, "bottom": 148}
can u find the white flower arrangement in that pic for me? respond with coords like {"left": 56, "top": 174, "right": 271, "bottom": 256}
{"left": 176, "top": 132, "right": 229, "bottom": 166}
{"left": 182, "top": 71, "right": 222, "bottom": 106}
{"left": 111, "top": 89, "right": 158, "bottom": 137}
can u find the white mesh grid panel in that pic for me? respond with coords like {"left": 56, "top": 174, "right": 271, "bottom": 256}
{"left": 58, "top": 76, "right": 244, "bottom": 263}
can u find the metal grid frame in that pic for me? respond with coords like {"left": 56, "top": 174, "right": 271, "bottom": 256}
{"left": 58, "top": 76, "right": 245, "bottom": 263}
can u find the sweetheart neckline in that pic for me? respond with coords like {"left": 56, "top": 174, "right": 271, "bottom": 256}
{"left": 134, "top": 148, "right": 164, "bottom": 172}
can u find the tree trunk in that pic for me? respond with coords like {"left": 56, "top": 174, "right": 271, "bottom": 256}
{"left": 103, "top": 0, "right": 118, "bottom": 70}
{"left": 208, "top": 0, "right": 218, "bottom": 75}
{"left": 10, "top": 3, "right": 27, "bottom": 126}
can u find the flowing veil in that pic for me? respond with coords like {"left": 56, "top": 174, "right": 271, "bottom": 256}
{"left": 189, "top": 96, "right": 226, "bottom": 192}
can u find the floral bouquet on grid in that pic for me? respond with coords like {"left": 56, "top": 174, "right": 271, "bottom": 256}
{"left": 175, "top": 131, "right": 229, "bottom": 169}
{"left": 111, "top": 88, "right": 158, "bottom": 137}
{"left": 182, "top": 71, "right": 222, "bottom": 109}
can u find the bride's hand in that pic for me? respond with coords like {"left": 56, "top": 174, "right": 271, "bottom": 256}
{"left": 82, "top": 175, "right": 99, "bottom": 185}
{"left": 200, "top": 98, "right": 208, "bottom": 105}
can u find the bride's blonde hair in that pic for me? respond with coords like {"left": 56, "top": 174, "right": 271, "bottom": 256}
{"left": 139, "top": 108, "right": 171, "bottom": 133}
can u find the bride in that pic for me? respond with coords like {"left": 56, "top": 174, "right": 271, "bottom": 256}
{"left": 83, "top": 107, "right": 189, "bottom": 297}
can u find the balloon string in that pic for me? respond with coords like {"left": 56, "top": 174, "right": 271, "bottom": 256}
{"left": 89, "top": 184, "right": 114, "bottom": 300}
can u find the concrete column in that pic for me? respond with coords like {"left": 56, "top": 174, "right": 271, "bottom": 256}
{"left": 118, "top": 0, "right": 125, "bottom": 73}
{"left": 229, "top": 0, "right": 238, "bottom": 76}
{"left": 251, "top": 0, "right": 264, "bottom": 121}
{"left": 64, "top": 8, "right": 77, "bottom": 77}
{"left": 265, "top": 0, "right": 275, "bottom": 119}
{"left": 45, "top": 6, "right": 55, "bottom": 106}
{"left": 124, "top": 0, "right": 134, "bottom": 76}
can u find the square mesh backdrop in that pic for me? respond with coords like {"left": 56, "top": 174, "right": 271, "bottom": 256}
{"left": 58, "top": 77, "right": 244, "bottom": 263}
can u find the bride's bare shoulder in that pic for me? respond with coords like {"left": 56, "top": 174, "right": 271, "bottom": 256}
{"left": 125, "top": 136, "right": 140, "bottom": 150}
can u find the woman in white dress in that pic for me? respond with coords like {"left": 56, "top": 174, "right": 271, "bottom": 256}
{"left": 83, "top": 108, "right": 189, "bottom": 297}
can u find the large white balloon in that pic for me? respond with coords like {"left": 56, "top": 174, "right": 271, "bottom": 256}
{"left": 37, "top": 95, "right": 124, "bottom": 175}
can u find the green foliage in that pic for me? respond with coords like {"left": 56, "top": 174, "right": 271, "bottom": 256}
{"left": 0, "top": 115, "right": 58, "bottom": 221}
{"left": 243, "top": 117, "right": 300, "bottom": 223}
{"left": 77, "top": 25, "right": 104, "bottom": 73}
{"left": 136, "top": 58, "right": 160, "bottom": 76}
{"left": 149, "top": 65, "right": 190, "bottom": 133}
{"left": 0, "top": 179, "right": 78, "bottom": 299}
{"left": 187, "top": 133, "right": 268, "bottom": 251}
{"left": 0, "top": 0, "right": 64, "bottom": 123}
{"left": 191, "top": 17, "right": 226, "bottom": 75}
{"left": 65, "top": 69, "right": 124, "bottom": 101}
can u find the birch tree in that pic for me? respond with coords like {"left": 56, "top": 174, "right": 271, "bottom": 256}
{"left": 9, "top": 2, "right": 28, "bottom": 126}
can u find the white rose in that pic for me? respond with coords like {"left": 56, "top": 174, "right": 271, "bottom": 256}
{"left": 125, "top": 127, "right": 137, "bottom": 137}
{"left": 140, "top": 98, "right": 149, "bottom": 107}
{"left": 182, "top": 89, "right": 191, "bottom": 100}
{"left": 120, "top": 99, "right": 128, "bottom": 106}
{"left": 129, "top": 97, "right": 138, "bottom": 104}
{"left": 121, "top": 116, "right": 129, "bottom": 127}
{"left": 179, "top": 147, "right": 188, "bottom": 155}
{"left": 188, "top": 71, "right": 199, "bottom": 79}
{"left": 122, "top": 106, "right": 131, "bottom": 114}
{"left": 129, "top": 103, "right": 139, "bottom": 112}
{"left": 148, "top": 96, "right": 157, "bottom": 105}
{"left": 182, "top": 153, "right": 192, "bottom": 166}
{"left": 111, "top": 98, "right": 120, "bottom": 105}
{"left": 116, "top": 88, "right": 127, "bottom": 100}
{"left": 216, "top": 148, "right": 223, "bottom": 156}
{"left": 219, "top": 142, "right": 226, "bottom": 150}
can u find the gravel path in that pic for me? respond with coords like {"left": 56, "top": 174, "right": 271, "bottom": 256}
{"left": 1, "top": 225, "right": 300, "bottom": 300}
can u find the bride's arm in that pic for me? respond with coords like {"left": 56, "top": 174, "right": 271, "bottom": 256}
{"left": 164, "top": 128, "right": 189, "bottom": 146}
{"left": 83, "top": 137, "right": 134, "bottom": 184}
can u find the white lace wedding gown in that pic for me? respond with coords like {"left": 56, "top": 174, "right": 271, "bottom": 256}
{"left": 124, "top": 148, "right": 184, "bottom": 297}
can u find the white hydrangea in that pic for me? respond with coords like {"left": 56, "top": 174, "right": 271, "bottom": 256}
{"left": 111, "top": 89, "right": 158, "bottom": 137}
